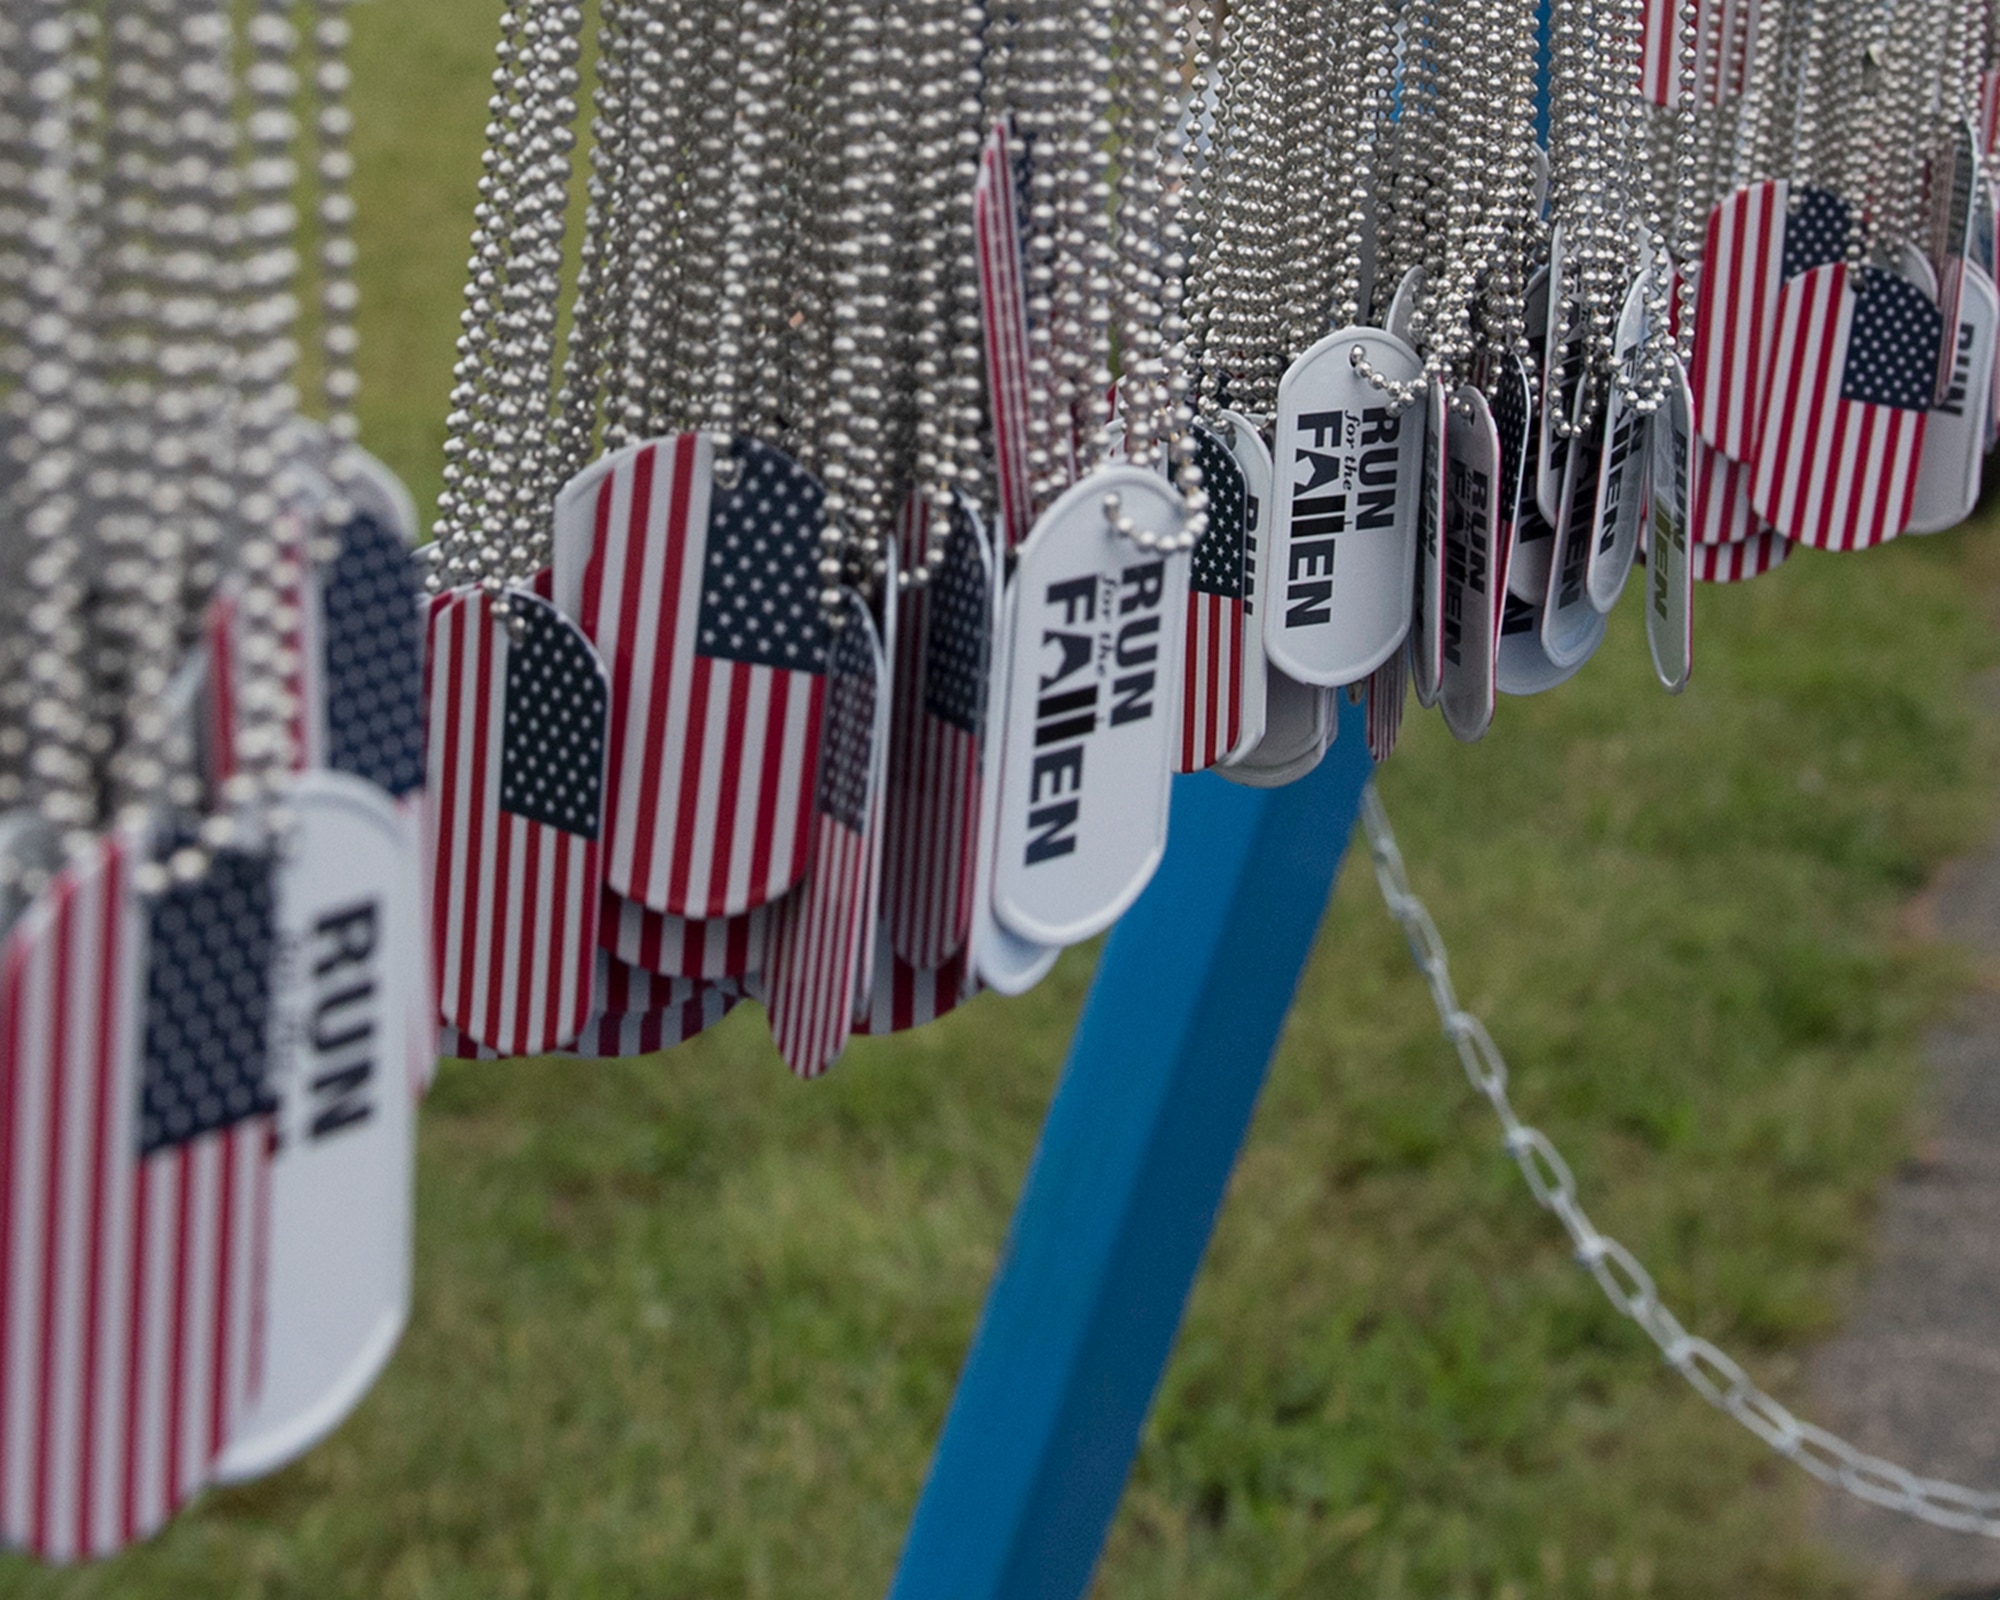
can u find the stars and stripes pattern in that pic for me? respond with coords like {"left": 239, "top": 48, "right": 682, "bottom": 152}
{"left": 975, "top": 121, "right": 1035, "bottom": 551}
{"left": 1691, "top": 526, "right": 1792, "bottom": 580}
{"left": 437, "top": 960, "right": 741, "bottom": 1062}
{"left": 1177, "top": 424, "right": 1248, "bottom": 773}
{"left": 427, "top": 588, "right": 608, "bottom": 1058}
{"left": 598, "top": 892, "right": 766, "bottom": 980}
{"left": 882, "top": 501, "right": 990, "bottom": 971}
{"left": 1639, "top": 0, "right": 1758, "bottom": 108}
{"left": 576, "top": 433, "right": 828, "bottom": 920}
{"left": 851, "top": 940, "right": 974, "bottom": 1037}
{"left": 1750, "top": 263, "right": 1940, "bottom": 550}
{"left": 1689, "top": 184, "right": 1850, "bottom": 464}
{"left": 765, "top": 599, "right": 884, "bottom": 1079}
{"left": 1, "top": 834, "right": 276, "bottom": 1562}
{"left": 319, "top": 513, "right": 426, "bottom": 799}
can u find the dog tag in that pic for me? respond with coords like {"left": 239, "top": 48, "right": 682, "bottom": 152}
{"left": 1363, "top": 646, "right": 1407, "bottom": 762}
{"left": 971, "top": 582, "right": 1058, "bottom": 995}
{"left": 1487, "top": 353, "right": 1546, "bottom": 603}
{"left": 1586, "top": 272, "right": 1657, "bottom": 611}
{"left": 993, "top": 468, "right": 1189, "bottom": 946}
{"left": 218, "top": 773, "right": 417, "bottom": 1484}
{"left": 1497, "top": 587, "right": 1601, "bottom": 695}
{"left": 852, "top": 941, "right": 975, "bottom": 1037}
{"left": 1541, "top": 402, "right": 1607, "bottom": 668}
{"left": 1441, "top": 386, "right": 1501, "bottom": 742}
{"left": 765, "top": 592, "right": 889, "bottom": 1078}
{"left": 1692, "top": 527, "right": 1792, "bottom": 580}
{"left": 1215, "top": 671, "right": 1335, "bottom": 788}
{"left": 1215, "top": 409, "right": 1272, "bottom": 764}
{"left": 1265, "top": 328, "right": 1423, "bottom": 686}
{"left": 1538, "top": 239, "right": 1586, "bottom": 523}
{"left": 1908, "top": 258, "right": 1999, "bottom": 533}
{"left": 1175, "top": 422, "right": 1252, "bottom": 772}
{"left": 1750, "top": 265, "right": 1940, "bottom": 550}
{"left": 975, "top": 119, "right": 1040, "bottom": 550}
{"left": 1410, "top": 379, "right": 1449, "bottom": 709}
{"left": 1646, "top": 360, "right": 1695, "bottom": 691}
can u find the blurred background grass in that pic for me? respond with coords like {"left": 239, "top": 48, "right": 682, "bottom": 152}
{"left": 4, "top": 2, "right": 1999, "bottom": 1595}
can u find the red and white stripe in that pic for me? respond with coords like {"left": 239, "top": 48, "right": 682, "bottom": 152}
{"left": 1690, "top": 434, "right": 1762, "bottom": 543}
{"left": 1640, "top": 0, "right": 1758, "bottom": 108}
{"left": 203, "top": 519, "right": 326, "bottom": 796}
{"left": 881, "top": 569, "right": 982, "bottom": 973}
{"left": 598, "top": 891, "right": 766, "bottom": 980}
{"left": 852, "top": 940, "right": 975, "bottom": 1037}
{"left": 764, "top": 813, "right": 872, "bottom": 1078}
{"left": 438, "top": 964, "right": 740, "bottom": 1062}
{"left": 1177, "top": 586, "right": 1244, "bottom": 774}
{"left": 426, "top": 590, "right": 600, "bottom": 1057}
{"left": 1689, "top": 181, "right": 1786, "bottom": 463}
{"left": 975, "top": 123, "right": 1035, "bottom": 552}
{"left": 577, "top": 434, "right": 823, "bottom": 919}
{"left": 1981, "top": 67, "right": 2000, "bottom": 159}
{"left": 1365, "top": 648, "right": 1407, "bottom": 762}
{"left": 1750, "top": 263, "right": 1926, "bottom": 551}
{"left": 0, "top": 835, "right": 267, "bottom": 1561}
{"left": 1691, "top": 527, "right": 1792, "bottom": 580}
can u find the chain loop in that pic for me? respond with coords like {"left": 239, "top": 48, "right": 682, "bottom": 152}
{"left": 1359, "top": 782, "right": 2000, "bottom": 1542}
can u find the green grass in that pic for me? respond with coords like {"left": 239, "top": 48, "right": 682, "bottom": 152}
{"left": 5, "top": 4, "right": 2000, "bottom": 1594}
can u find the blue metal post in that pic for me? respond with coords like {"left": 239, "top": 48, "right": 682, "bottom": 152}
{"left": 888, "top": 696, "right": 1373, "bottom": 1600}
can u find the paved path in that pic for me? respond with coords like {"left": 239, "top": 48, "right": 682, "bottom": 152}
{"left": 1811, "top": 673, "right": 2000, "bottom": 1595}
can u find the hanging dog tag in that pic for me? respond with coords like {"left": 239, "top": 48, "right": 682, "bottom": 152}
{"left": 853, "top": 941, "right": 975, "bottom": 1037}
{"left": 1176, "top": 422, "right": 1251, "bottom": 772}
{"left": 1215, "top": 410, "right": 1272, "bottom": 765}
{"left": 993, "top": 468, "right": 1188, "bottom": 946}
{"left": 318, "top": 512, "right": 427, "bottom": 800}
{"left": 599, "top": 893, "right": 766, "bottom": 980}
{"left": 218, "top": 772, "right": 417, "bottom": 1484}
{"left": 1908, "top": 258, "right": 1999, "bottom": 533}
{"left": 765, "top": 591, "right": 888, "bottom": 1078}
{"left": 1541, "top": 399, "right": 1607, "bottom": 669}
{"left": 1690, "top": 430, "right": 1761, "bottom": 543}
{"left": 1385, "top": 265, "right": 1426, "bottom": 344}
{"left": 1440, "top": 386, "right": 1501, "bottom": 742}
{"left": 1690, "top": 183, "right": 1851, "bottom": 463}
{"left": 1928, "top": 121, "right": 1980, "bottom": 286}
{"left": 427, "top": 588, "right": 608, "bottom": 1057}
{"left": 1216, "top": 673, "right": 1335, "bottom": 788}
{"left": 1586, "top": 272, "right": 1657, "bottom": 611}
{"left": 1488, "top": 353, "right": 1545, "bottom": 603}
{"left": 1646, "top": 360, "right": 1695, "bottom": 692}
{"left": 567, "top": 955, "right": 741, "bottom": 1060}
{"left": 1265, "top": 329, "right": 1423, "bottom": 686}
{"left": 975, "top": 120, "right": 1039, "bottom": 551}
{"left": 1692, "top": 527, "right": 1792, "bottom": 581}
{"left": 884, "top": 500, "right": 992, "bottom": 968}
{"left": 2, "top": 828, "right": 278, "bottom": 1560}
{"left": 1410, "top": 379, "right": 1449, "bottom": 709}
{"left": 1750, "top": 264, "right": 1940, "bottom": 550}
{"left": 553, "top": 432, "right": 829, "bottom": 919}
{"left": 1497, "top": 586, "right": 1602, "bottom": 695}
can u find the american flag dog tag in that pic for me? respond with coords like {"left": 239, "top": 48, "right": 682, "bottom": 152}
{"left": 1750, "top": 264, "right": 1940, "bottom": 550}
{"left": 1363, "top": 645, "right": 1407, "bottom": 763}
{"left": 975, "top": 120, "right": 1039, "bottom": 551}
{"left": 993, "top": 468, "right": 1189, "bottom": 947}
{"left": 1927, "top": 122, "right": 1980, "bottom": 326}
{"left": 1, "top": 828, "right": 277, "bottom": 1560}
{"left": 216, "top": 772, "right": 416, "bottom": 1486}
{"left": 765, "top": 593, "right": 888, "bottom": 1077}
{"left": 1909, "top": 258, "right": 1999, "bottom": 534}
{"left": 205, "top": 510, "right": 324, "bottom": 791}
{"left": 1586, "top": 273, "right": 1658, "bottom": 612}
{"left": 1540, "top": 389, "right": 1607, "bottom": 670}
{"left": 426, "top": 588, "right": 608, "bottom": 1058}
{"left": 1213, "top": 410, "right": 1271, "bottom": 767}
{"left": 597, "top": 892, "right": 766, "bottom": 980}
{"left": 1692, "top": 527, "right": 1792, "bottom": 581}
{"left": 567, "top": 955, "right": 741, "bottom": 1060}
{"left": 1175, "top": 422, "right": 1249, "bottom": 772}
{"left": 1410, "top": 379, "right": 1449, "bottom": 710}
{"left": 553, "top": 433, "right": 829, "bottom": 920}
{"left": 1689, "top": 183, "right": 1851, "bottom": 464}
{"left": 1265, "top": 329, "right": 1423, "bottom": 687}
{"left": 968, "top": 581, "right": 1059, "bottom": 997}
{"left": 883, "top": 499, "right": 991, "bottom": 971}
{"left": 1690, "top": 429, "right": 1762, "bottom": 544}
{"left": 1440, "top": 386, "right": 1501, "bottom": 744}
{"left": 851, "top": 941, "right": 976, "bottom": 1038}
{"left": 1638, "top": 0, "right": 1759, "bottom": 108}
{"left": 1646, "top": 359, "right": 1695, "bottom": 692}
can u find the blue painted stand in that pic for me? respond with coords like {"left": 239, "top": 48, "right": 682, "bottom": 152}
{"left": 889, "top": 696, "right": 1373, "bottom": 1600}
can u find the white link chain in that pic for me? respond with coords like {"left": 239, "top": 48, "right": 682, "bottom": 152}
{"left": 1359, "top": 783, "right": 2000, "bottom": 1540}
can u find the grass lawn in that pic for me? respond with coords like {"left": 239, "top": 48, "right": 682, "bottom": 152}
{"left": 5, "top": 4, "right": 1999, "bottom": 1595}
